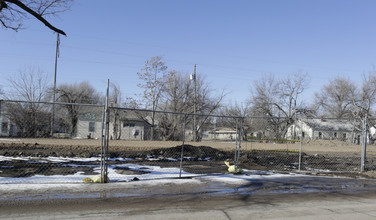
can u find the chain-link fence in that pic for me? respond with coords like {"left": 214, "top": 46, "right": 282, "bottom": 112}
{"left": 1, "top": 99, "right": 375, "bottom": 184}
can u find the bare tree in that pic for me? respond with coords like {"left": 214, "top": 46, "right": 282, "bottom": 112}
{"left": 350, "top": 72, "right": 376, "bottom": 118}
{"left": 159, "top": 70, "right": 225, "bottom": 141}
{"left": 192, "top": 74, "right": 225, "bottom": 141}
{"left": 0, "top": 86, "right": 4, "bottom": 98}
{"left": 314, "top": 77, "right": 356, "bottom": 118}
{"left": 158, "top": 70, "right": 192, "bottom": 141}
{"left": 5, "top": 67, "right": 51, "bottom": 137}
{"left": 250, "top": 72, "right": 309, "bottom": 139}
{"left": 349, "top": 72, "right": 376, "bottom": 144}
{"left": 137, "top": 56, "right": 168, "bottom": 140}
{"left": 56, "top": 81, "right": 100, "bottom": 135}
{"left": 218, "top": 102, "right": 250, "bottom": 140}
{"left": 6, "top": 67, "right": 50, "bottom": 101}
{"left": 0, "top": 0, "right": 72, "bottom": 35}
{"left": 109, "top": 82, "right": 122, "bottom": 140}
{"left": 123, "top": 96, "right": 140, "bottom": 109}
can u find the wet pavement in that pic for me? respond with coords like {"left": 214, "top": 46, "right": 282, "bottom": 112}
{"left": 1, "top": 174, "right": 376, "bottom": 203}
{"left": 2, "top": 174, "right": 376, "bottom": 219}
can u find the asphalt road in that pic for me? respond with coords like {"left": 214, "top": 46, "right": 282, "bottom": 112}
{"left": 2, "top": 192, "right": 376, "bottom": 219}
{"left": 1, "top": 175, "right": 376, "bottom": 219}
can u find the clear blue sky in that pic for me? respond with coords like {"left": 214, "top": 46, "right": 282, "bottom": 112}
{"left": 1, "top": 0, "right": 375, "bottom": 106}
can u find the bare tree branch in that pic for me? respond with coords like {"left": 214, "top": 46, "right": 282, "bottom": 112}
{"left": 4, "top": 0, "right": 66, "bottom": 35}
{"left": 1, "top": 0, "right": 71, "bottom": 35}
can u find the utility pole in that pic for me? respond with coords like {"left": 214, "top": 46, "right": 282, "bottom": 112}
{"left": 50, "top": 33, "right": 60, "bottom": 137}
{"left": 190, "top": 65, "right": 197, "bottom": 142}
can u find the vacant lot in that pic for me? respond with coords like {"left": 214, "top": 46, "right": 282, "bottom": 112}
{"left": 1, "top": 138, "right": 376, "bottom": 179}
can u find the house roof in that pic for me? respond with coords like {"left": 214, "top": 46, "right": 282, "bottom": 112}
{"left": 119, "top": 111, "right": 151, "bottom": 124}
{"left": 79, "top": 112, "right": 102, "bottom": 121}
{"left": 301, "top": 119, "right": 361, "bottom": 132}
{"left": 79, "top": 110, "right": 149, "bottom": 124}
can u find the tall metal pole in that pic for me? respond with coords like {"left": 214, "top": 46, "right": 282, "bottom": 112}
{"left": 237, "top": 118, "right": 243, "bottom": 164}
{"left": 361, "top": 114, "right": 368, "bottom": 172}
{"left": 50, "top": 33, "right": 60, "bottom": 137}
{"left": 179, "top": 115, "right": 187, "bottom": 178}
{"left": 234, "top": 118, "right": 239, "bottom": 167}
{"left": 298, "top": 119, "right": 303, "bottom": 171}
{"left": 193, "top": 64, "right": 197, "bottom": 142}
{"left": 101, "top": 79, "right": 110, "bottom": 183}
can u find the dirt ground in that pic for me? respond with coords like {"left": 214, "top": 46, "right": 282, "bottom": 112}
{"left": 1, "top": 138, "right": 376, "bottom": 179}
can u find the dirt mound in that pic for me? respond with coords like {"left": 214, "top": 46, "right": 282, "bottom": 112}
{"left": 0, "top": 143, "right": 231, "bottom": 161}
{"left": 149, "top": 145, "right": 230, "bottom": 160}
{"left": 0, "top": 143, "right": 101, "bottom": 158}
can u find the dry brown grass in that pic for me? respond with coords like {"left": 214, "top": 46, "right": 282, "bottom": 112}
{"left": 0, "top": 138, "right": 374, "bottom": 154}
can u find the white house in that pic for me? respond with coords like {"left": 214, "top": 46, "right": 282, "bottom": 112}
{"left": 199, "top": 127, "right": 238, "bottom": 141}
{"left": 0, "top": 105, "right": 18, "bottom": 137}
{"left": 76, "top": 111, "right": 151, "bottom": 140}
{"left": 116, "top": 115, "right": 151, "bottom": 140}
{"left": 76, "top": 112, "right": 102, "bottom": 139}
{"left": 286, "top": 118, "right": 362, "bottom": 143}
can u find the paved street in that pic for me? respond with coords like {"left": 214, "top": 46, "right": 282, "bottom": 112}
{"left": 1, "top": 175, "right": 376, "bottom": 219}
{"left": 1, "top": 192, "right": 376, "bottom": 219}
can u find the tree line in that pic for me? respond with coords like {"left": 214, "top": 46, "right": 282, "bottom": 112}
{"left": 1, "top": 58, "right": 376, "bottom": 140}
{"left": 2, "top": 1, "right": 376, "bottom": 141}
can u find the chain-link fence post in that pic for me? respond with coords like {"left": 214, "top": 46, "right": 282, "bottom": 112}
{"left": 100, "top": 79, "right": 110, "bottom": 183}
{"left": 298, "top": 118, "right": 303, "bottom": 171}
{"left": 361, "top": 114, "right": 368, "bottom": 172}
{"left": 234, "top": 118, "right": 239, "bottom": 168}
{"left": 238, "top": 118, "right": 243, "bottom": 169}
{"left": 233, "top": 117, "right": 242, "bottom": 170}
{"left": 179, "top": 114, "right": 187, "bottom": 178}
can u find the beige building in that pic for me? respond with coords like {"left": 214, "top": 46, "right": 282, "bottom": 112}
{"left": 76, "top": 111, "right": 151, "bottom": 140}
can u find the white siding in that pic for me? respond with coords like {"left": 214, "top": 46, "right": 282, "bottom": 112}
{"left": 76, "top": 120, "right": 101, "bottom": 139}
{"left": 119, "top": 121, "right": 145, "bottom": 140}
{"left": 0, "top": 114, "right": 18, "bottom": 137}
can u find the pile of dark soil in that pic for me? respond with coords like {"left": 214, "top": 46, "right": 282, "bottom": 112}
{"left": 0, "top": 143, "right": 101, "bottom": 158}
{"left": 0, "top": 143, "right": 232, "bottom": 161}
{"left": 1, "top": 143, "right": 375, "bottom": 178}
{"left": 149, "top": 145, "right": 229, "bottom": 161}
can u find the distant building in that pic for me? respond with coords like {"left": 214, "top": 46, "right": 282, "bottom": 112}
{"left": 76, "top": 111, "right": 151, "bottom": 140}
{"left": 0, "top": 104, "right": 18, "bottom": 137}
{"left": 76, "top": 112, "right": 102, "bottom": 139}
{"left": 286, "top": 118, "right": 362, "bottom": 144}
{"left": 191, "top": 127, "right": 239, "bottom": 141}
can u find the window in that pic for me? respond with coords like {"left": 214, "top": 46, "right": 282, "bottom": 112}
{"left": 123, "top": 122, "right": 135, "bottom": 127}
{"left": 1, "top": 122, "right": 8, "bottom": 133}
{"left": 318, "top": 132, "right": 322, "bottom": 139}
{"left": 343, "top": 133, "right": 347, "bottom": 139}
{"left": 89, "top": 122, "right": 95, "bottom": 132}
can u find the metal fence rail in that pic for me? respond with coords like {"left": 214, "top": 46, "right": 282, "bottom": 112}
{"left": 0, "top": 99, "right": 375, "bottom": 184}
